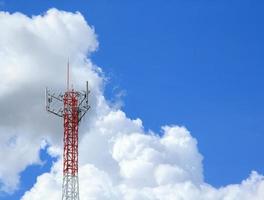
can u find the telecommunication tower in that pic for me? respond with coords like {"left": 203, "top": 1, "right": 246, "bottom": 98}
{"left": 45, "top": 63, "right": 90, "bottom": 200}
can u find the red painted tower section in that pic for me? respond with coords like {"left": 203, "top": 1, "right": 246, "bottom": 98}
{"left": 63, "top": 90, "right": 79, "bottom": 177}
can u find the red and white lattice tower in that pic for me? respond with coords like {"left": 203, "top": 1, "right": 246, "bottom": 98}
{"left": 46, "top": 63, "right": 90, "bottom": 200}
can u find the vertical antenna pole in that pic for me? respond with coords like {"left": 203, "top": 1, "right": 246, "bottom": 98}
{"left": 45, "top": 87, "right": 48, "bottom": 110}
{"left": 67, "top": 59, "right": 70, "bottom": 92}
{"left": 86, "top": 81, "right": 89, "bottom": 105}
{"left": 86, "top": 81, "right": 89, "bottom": 95}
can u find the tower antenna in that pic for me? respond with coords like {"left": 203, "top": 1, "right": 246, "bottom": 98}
{"left": 67, "top": 58, "right": 70, "bottom": 91}
{"left": 46, "top": 61, "right": 90, "bottom": 200}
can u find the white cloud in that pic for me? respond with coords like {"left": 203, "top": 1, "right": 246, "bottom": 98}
{"left": 22, "top": 122, "right": 264, "bottom": 200}
{"left": 0, "top": 8, "right": 263, "bottom": 200}
{"left": 0, "top": 8, "right": 102, "bottom": 192}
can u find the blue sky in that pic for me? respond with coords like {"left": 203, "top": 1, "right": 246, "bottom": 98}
{"left": 1, "top": 0, "right": 264, "bottom": 199}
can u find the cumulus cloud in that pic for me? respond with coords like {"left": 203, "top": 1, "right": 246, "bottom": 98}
{"left": 0, "top": 8, "right": 263, "bottom": 200}
{"left": 0, "top": 8, "right": 102, "bottom": 192}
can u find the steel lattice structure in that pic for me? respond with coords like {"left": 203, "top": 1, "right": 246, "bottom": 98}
{"left": 46, "top": 64, "right": 90, "bottom": 200}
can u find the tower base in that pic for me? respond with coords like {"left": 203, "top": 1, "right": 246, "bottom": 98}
{"left": 62, "top": 174, "right": 80, "bottom": 200}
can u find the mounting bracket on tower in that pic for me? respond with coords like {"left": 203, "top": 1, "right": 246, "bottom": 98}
{"left": 45, "top": 80, "right": 90, "bottom": 123}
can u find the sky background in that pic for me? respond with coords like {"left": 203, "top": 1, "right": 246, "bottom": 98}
{"left": 1, "top": 0, "right": 264, "bottom": 199}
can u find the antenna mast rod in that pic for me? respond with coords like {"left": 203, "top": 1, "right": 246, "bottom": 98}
{"left": 67, "top": 59, "right": 70, "bottom": 92}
